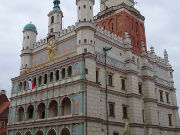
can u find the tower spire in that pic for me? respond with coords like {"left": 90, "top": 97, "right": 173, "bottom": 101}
{"left": 53, "top": 0, "right": 61, "bottom": 10}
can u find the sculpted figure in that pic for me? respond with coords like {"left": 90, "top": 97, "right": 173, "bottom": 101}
{"left": 124, "top": 123, "right": 131, "bottom": 135}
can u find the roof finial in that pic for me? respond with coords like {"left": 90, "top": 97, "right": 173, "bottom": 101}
{"left": 30, "top": 21, "right": 32, "bottom": 24}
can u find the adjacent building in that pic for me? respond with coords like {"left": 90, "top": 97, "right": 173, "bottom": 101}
{"left": 0, "top": 90, "right": 10, "bottom": 135}
{"left": 7, "top": 0, "right": 180, "bottom": 135}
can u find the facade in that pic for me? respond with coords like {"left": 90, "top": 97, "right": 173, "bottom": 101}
{"left": 0, "top": 90, "right": 10, "bottom": 135}
{"left": 7, "top": 0, "right": 180, "bottom": 135}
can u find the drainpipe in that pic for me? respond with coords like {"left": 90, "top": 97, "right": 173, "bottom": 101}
{"left": 103, "top": 47, "right": 112, "bottom": 135}
{"left": 83, "top": 52, "right": 88, "bottom": 135}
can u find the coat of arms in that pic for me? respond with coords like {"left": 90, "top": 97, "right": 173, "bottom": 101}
{"left": 47, "top": 36, "right": 56, "bottom": 59}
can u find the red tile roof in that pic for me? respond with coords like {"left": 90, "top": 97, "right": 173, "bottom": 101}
{"left": 0, "top": 101, "right": 10, "bottom": 115}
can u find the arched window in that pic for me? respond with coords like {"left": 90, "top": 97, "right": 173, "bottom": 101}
{"left": 50, "top": 72, "right": 54, "bottom": 82}
{"left": 61, "top": 97, "right": 71, "bottom": 116}
{"left": 37, "top": 103, "right": 45, "bottom": 119}
{"left": 19, "top": 82, "right": 22, "bottom": 91}
{"left": 25, "top": 131, "right": 32, "bottom": 135}
{"left": 17, "top": 107, "right": 24, "bottom": 122}
{"left": 60, "top": 128, "right": 70, "bottom": 135}
{"left": 61, "top": 68, "right": 66, "bottom": 80}
{"left": 23, "top": 81, "right": 27, "bottom": 90}
{"left": 51, "top": 16, "right": 54, "bottom": 24}
{"left": 33, "top": 77, "right": 36, "bottom": 87}
{"left": 38, "top": 76, "right": 42, "bottom": 86}
{"left": 44, "top": 74, "right": 47, "bottom": 84}
{"left": 35, "top": 130, "right": 43, "bottom": 135}
{"left": 27, "top": 105, "right": 34, "bottom": 120}
{"left": 56, "top": 70, "right": 59, "bottom": 81}
{"left": 48, "top": 100, "right": 58, "bottom": 118}
{"left": 15, "top": 132, "right": 21, "bottom": 135}
{"left": 47, "top": 129, "right": 56, "bottom": 135}
{"left": 67, "top": 66, "right": 72, "bottom": 78}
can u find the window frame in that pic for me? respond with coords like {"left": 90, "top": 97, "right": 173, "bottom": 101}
{"left": 108, "top": 102, "right": 115, "bottom": 117}
{"left": 122, "top": 104, "right": 129, "bottom": 119}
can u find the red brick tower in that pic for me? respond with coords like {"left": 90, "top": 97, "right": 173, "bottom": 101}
{"left": 95, "top": 0, "right": 146, "bottom": 55}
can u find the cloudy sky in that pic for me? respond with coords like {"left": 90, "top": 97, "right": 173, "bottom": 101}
{"left": 0, "top": 0, "right": 180, "bottom": 113}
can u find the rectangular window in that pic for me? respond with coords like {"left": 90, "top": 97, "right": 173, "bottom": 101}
{"left": 109, "top": 102, "right": 115, "bottom": 117}
{"left": 122, "top": 105, "right": 128, "bottom": 119}
{"left": 138, "top": 83, "right": 142, "bottom": 94}
{"left": 160, "top": 90, "right": 164, "bottom": 102}
{"left": 0, "top": 121, "right": 5, "bottom": 128}
{"left": 166, "top": 92, "right": 170, "bottom": 103}
{"left": 142, "top": 109, "right": 145, "bottom": 123}
{"left": 108, "top": 74, "right": 113, "bottom": 86}
{"left": 96, "top": 70, "right": 99, "bottom": 83}
{"left": 121, "top": 79, "right": 125, "bottom": 90}
{"left": 168, "top": 114, "right": 173, "bottom": 126}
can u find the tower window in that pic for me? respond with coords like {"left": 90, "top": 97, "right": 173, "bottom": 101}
{"left": 79, "top": 40, "right": 81, "bottom": 44}
{"left": 168, "top": 114, "right": 173, "bottom": 126}
{"left": 84, "top": 39, "right": 87, "bottom": 43}
{"left": 84, "top": 18, "right": 86, "bottom": 22}
{"left": 27, "top": 36, "right": 29, "bottom": 39}
{"left": 83, "top": 5, "right": 86, "bottom": 8}
{"left": 50, "top": 28, "right": 54, "bottom": 33}
{"left": 96, "top": 69, "right": 99, "bottom": 83}
{"left": 79, "top": 6, "right": 80, "bottom": 10}
{"left": 166, "top": 92, "right": 170, "bottom": 103}
{"left": 90, "top": 6, "right": 92, "bottom": 10}
{"left": 122, "top": 105, "right": 128, "bottom": 119}
{"left": 84, "top": 49, "right": 87, "bottom": 53}
{"left": 51, "top": 16, "right": 54, "bottom": 24}
{"left": 121, "top": 79, "right": 126, "bottom": 90}
{"left": 159, "top": 90, "right": 164, "bottom": 102}
{"left": 138, "top": 83, "right": 142, "bottom": 94}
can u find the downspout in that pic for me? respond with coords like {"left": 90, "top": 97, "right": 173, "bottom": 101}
{"left": 83, "top": 53, "right": 88, "bottom": 135}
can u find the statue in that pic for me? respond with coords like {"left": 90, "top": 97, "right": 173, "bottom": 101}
{"left": 149, "top": 128, "right": 154, "bottom": 135}
{"left": 163, "top": 131, "right": 168, "bottom": 135}
{"left": 124, "top": 123, "right": 131, "bottom": 135}
{"left": 47, "top": 37, "right": 56, "bottom": 59}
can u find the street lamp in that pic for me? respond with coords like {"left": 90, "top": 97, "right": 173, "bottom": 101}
{"left": 103, "top": 46, "right": 112, "bottom": 135}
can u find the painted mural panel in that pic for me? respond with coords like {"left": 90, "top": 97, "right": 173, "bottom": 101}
{"left": 32, "top": 39, "right": 77, "bottom": 67}
{"left": 9, "top": 108, "right": 16, "bottom": 123}
{"left": 73, "top": 63, "right": 80, "bottom": 76}
{"left": 73, "top": 94, "right": 80, "bottom": 114}
{"left": 12, "top": 82, "right": 18, "bottom": 93}
{"left": 73, "top": 125, "right": 80, "bottom": 135}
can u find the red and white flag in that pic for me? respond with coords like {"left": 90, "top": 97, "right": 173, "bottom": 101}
{"left": 28, "top": 81, "right": 34, "bottom": 90}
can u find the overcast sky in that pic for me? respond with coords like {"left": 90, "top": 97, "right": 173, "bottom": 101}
{"left": 0, "top": 0, "right": 180, "bottom": 113}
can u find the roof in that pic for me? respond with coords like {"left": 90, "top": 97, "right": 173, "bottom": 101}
{"left": 0, "top": 102, "right": 9, "bottom": 118}
{"left": 23, "top": 23, "right": 37, "bottom": 33}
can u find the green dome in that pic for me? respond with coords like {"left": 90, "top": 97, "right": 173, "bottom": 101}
{"left": 23, "top": 23, "right": 37, "bottom": 33}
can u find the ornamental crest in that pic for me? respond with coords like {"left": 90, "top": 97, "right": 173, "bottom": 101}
{"left": 47, "top": 36, "right": 56, "bottom": 59}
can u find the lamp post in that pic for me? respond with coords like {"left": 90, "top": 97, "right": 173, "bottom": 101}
{"left": 103, "top": 46, "right": 112, "bottom": 135}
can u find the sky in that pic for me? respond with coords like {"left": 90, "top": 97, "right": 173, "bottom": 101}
{"left": 0, "top": 0, "right": 180, "bottom": 113}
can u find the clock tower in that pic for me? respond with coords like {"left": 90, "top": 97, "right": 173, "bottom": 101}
{"left": 96, "top": 0, "right": 146, "bottom": 56}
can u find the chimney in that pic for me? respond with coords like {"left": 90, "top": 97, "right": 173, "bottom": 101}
{"left": 0, "top": 90, "right": 6, "bottom": 95}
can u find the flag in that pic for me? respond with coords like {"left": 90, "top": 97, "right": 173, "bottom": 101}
{"left": 28, "top": 81, "right": 35, "bottom": 90}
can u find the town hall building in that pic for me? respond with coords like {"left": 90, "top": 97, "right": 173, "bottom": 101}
{"left": 7, "top": 0, "right": 180, "bottom": 135}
